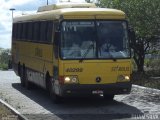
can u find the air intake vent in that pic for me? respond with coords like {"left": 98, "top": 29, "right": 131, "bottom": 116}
{"left": 37, "top": 3, "right": 97, "bottom": 12}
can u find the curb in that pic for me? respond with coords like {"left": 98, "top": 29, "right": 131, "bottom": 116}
{"left": 132, "top": 84, "right": 160, "bottom": 93}
{"left": 0, "top": 98, "right": 28, "bottom": 120}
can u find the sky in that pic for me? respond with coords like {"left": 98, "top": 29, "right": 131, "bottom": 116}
{"left": 0, "top": 0, "right": 87, "bottom": 49}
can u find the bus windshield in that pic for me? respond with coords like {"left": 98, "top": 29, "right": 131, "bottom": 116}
{"left": 60, "top": 20, "right": 130, "bottom": 59}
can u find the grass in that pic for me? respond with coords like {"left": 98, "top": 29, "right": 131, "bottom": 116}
{"left": 0, "top": 102, "right": 20, "bottom": 120}
{"left": 0, "top": 102, "right": 14, "bottom": 118}
{"left": 131, "top": 58, "right": 160, "bottom": 90}
{"left": 0, "top": 103, "right": 12, "bottom": 115}
{"left": 132, "top": 70, "right": 160, "bottom": 90}
{"left": 0, "top": 63, "right": 8, "bottom": 70}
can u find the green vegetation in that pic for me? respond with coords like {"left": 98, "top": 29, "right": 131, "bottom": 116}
{"left": 132, "top": 71, "right": 160, "bottom": 90}
{"left": 0, "top": 48, "right": 11, "bottom": 70}
{"left": 0, "top": 102, "right": 20, "bottom": 120}
{"left": 0, "top": 103, "right": 12, "bottom": 115}
{"left": 0, "top": 63, "right": 8, "bottom": 70}
{"left": 96, "top": 0, "right": 160, "bottom": 89}
{"left": 99, "top": 0, "right": 160, "bottom": 72}
{"left": 132, "top": 59, "right": 160, "bottom": 90}
{"left": 147, "top": 59, "right": 160, "bottom": 71}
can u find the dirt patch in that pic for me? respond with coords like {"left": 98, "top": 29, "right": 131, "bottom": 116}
{"left": 0, "top": 102, "right": 20, "bottom": 120}
{"left": 132, "top": 71, "right": 160, "bottom": 90}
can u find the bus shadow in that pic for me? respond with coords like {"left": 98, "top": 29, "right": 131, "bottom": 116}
{"left": 12, "top": 83, "right": 143, "bottom": 120}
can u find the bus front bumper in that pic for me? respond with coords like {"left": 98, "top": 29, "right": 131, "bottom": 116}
{"left": 59, "top": 82, "right": 132, "bottom": 97}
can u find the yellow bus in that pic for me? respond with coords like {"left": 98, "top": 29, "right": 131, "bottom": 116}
{"left": 12, "top": 2, "right": 132, "bottom": 103}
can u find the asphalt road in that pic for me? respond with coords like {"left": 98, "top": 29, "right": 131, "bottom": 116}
{"left": 0, "top": 71, "right": 160, "bottom": 120}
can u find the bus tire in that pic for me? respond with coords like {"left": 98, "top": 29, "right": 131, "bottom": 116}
{"left": 24, "top": 67, "right": 31, "bottom": 90}
{"left": 47, "top": 75, "right": 61, "bottom": 104}
{"left": 18, "top": 63, "right": 21, "bottom": 76}
{"left": 103, "top": 94, "right": 114, "bottom": 101}
{"left": 20, "top": 65, "right": 25, "bottom": 87}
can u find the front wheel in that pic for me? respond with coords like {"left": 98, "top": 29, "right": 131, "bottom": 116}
{"left": 20, "top": 65, "right": 25, "bottom": 87}
{"left": 48, "top": 76, "right": 61, "bottom": 103}
{"left": 24, "top": 67, "right": 31, "bottom": 90}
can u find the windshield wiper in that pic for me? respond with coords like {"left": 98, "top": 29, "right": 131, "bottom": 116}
{"left": 108, "top": 52, "right": 117, "bottom": 61}
{"left": 79, "top": 44, "right": 94, "bottom": 63}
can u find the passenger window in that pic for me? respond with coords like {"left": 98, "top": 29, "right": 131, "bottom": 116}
{"left": 46, "top": 21, "right": 53, "bottom": 43}
{"left": 40, "top": 21, "right": 47, "bottom": 42}
{"left": 26, "top": 22, "right": 33, "bottom": 41}
{"left": 33, "top": 22, "right": 40, "bottom": 41}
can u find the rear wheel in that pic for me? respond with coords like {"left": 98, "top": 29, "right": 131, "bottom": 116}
{"left": 20, "top": 65, "right": 25, "bottom": 87}
{"left": 47, "top": 75, "right": 61, "bottom": 103}
{"left": 24, "top": 68, "right": 31, "bottom": 90}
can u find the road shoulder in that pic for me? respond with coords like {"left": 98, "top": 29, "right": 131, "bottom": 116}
{"left": 0, "top": 98, "right": 28, "bottom": 120}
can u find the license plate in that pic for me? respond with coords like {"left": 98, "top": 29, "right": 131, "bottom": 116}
{"left": 92, "top": 90, "right": 103, "bottom": 94}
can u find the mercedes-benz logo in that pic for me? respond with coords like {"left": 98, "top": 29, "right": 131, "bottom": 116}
{"left": 96, "top": 77, "right": 101, "bottom": 83}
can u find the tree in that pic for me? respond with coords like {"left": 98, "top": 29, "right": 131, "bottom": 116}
{"left": 99, "top": 0, "right": 160, "bottom": 72}
{"left": 0, "top": 49, "right": 11, "bottom": 70}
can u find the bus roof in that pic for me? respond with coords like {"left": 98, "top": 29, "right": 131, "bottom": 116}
{"left": 37, "top": 2, "right": 97, "bottom": 12}
{"left": 13, "top": 3, "right": 126, "bottom": 23}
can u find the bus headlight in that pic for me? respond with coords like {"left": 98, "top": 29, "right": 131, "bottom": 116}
{"left": 64, "top": 76, "right": 79, "bottom": 84}
{"left": 117, "top": 75, "right": 130, "bottom": 81}
{"left": 125, "top": 76, "right": 130, "bottom": 80}
{"left": 64, "top": 77, "right": 71, "bottom": 83}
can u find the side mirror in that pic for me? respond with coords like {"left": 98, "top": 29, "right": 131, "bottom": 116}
{"left": 128, "top": 27, "right": 136, "bottom": 41}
